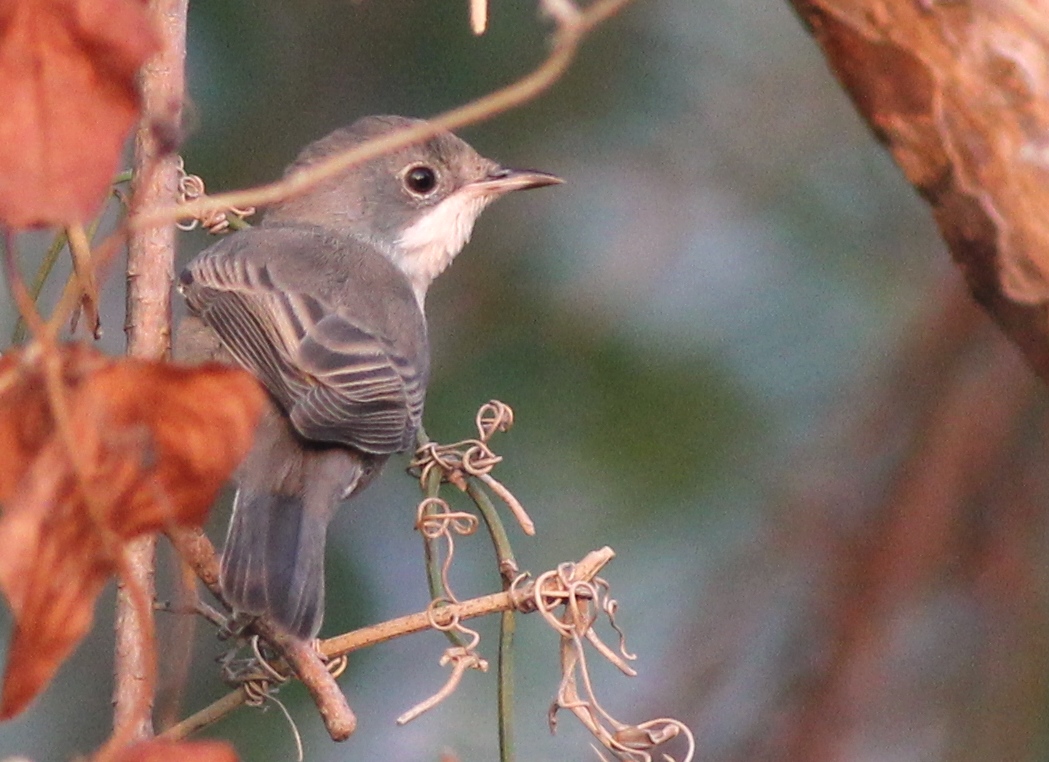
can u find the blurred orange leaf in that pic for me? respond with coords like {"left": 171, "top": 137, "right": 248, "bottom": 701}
{"left": 0, "top": 345, "right": 265, "bottom": 718}
{"left": 111, "top": 740, "right": 239, "bottom": 762}
{"left": 0, "top": 0, "right": 158, "bottom": 227}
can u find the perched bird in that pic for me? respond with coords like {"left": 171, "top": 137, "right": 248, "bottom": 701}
{"left": 176, "top": 115, "right": 560, "bottom": 638}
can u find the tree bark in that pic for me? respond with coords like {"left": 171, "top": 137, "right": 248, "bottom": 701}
{"left": 789, "top": 0, "right": 1049, "bottom": 381}
{"left": 115, "top": 0, "right": 187, "bottom": 742}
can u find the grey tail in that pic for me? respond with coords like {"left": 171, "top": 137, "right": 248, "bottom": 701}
{"left": 217, "top": 407, "right": 383, "bottom": 639}
{"left": 220, "top": 488, "right": 329, "bottom": 639}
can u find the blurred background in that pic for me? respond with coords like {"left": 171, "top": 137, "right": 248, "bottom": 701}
{"left": 4, "top": 0, "right": 1049, "bottom": 760}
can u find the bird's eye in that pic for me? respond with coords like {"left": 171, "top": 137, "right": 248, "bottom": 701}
{"left": 404, "top": 165, "right": 438, "bottom": 195}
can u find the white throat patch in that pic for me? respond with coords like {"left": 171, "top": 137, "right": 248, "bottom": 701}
{"left": 393, "top": 190, "right": 494, "bottom": 308}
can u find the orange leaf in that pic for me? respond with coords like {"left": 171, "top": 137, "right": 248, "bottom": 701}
{"left": 0, "top": 345, "right": 265, "bottom": 718}
{"left": 111, "top": 740, "right": 240, "bottom": 762}
{"left": 0, "top": 0, "right": 159, "bottom": 227}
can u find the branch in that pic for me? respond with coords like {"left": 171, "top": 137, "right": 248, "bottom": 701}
{"left": 115, "top": 0, "right": 187, "bottom": 744}
{"left": 165, "top": 528, "right": 358, "bottom": 742}
{"left": 168, "top": 393, "right": 692, "bottom": 760}
{"left": 789, "top": 0, "right": 1049, "bottom": 383}
{"left": 159, "top": 540, "right": 614, "bottom": 742}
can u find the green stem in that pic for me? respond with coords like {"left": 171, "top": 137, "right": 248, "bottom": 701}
{"left": 11, "top": 215, "right": 106, "bottom": 344}
{"left": 467, "top": 480, "right": 517, "bottom": 573}
{"left": 497, "top": 609, "right": 516, "bottom": 762}
{"left": 12, "top": 231, "right": 66, "bottom": 344}
{"left": 415, "top": 424, "right": 523, "bottom": 761}
{"left": 466, "top": 480, "right": 518, "bottom": 762}
{"left": 417, "top": 428, "right": 468, "bottom": 650}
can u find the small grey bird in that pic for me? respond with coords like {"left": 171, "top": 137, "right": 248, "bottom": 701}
{"left": 176, "top": 115, "right": 560, "bottom": 638}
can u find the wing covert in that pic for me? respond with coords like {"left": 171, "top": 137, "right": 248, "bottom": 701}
{"left": 291, "top": 314, "right": 424, "bottom": 452}
{"left": 180, "top": 236, "right": 425, "bottom": 454}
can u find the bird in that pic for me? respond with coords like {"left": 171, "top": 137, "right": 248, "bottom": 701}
{"left": 176, "top": 115, "right": 561, "bottom": 638}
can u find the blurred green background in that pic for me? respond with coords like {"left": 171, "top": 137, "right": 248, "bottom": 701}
{"left": 1, "top": 0, "right": 992, "bottom": 760}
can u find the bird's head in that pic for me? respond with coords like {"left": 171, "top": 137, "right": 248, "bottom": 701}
{"left": 263, "top": 115, "right": 562, "bottom": 306}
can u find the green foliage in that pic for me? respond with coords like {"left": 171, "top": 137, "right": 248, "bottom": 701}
{"left": 426, "top": 285, "right": 760, "bottom": 511}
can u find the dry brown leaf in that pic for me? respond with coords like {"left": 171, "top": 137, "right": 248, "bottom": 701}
{"left": 0, "top": 344, "right": 107, "bottom": 500}
{"left": 0, "top": 0, "right": 159, "bottom": 227}
{"left": 110, "top": 740, "right": 239, "bottom": 762}
{"left": 0, "top": 345, "right": 265, "bottom": 719}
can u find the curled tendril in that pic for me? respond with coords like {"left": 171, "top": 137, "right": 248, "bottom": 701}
{"left": 324, "top": 654, "right": 349, "bottom": 679}
{"left": 411, "top": 439, "right": 503, "bottom": 488}
{"left": 407, "top": 399, "right": 691, "bottom": 758}
{"left": 175, "top": 157, "right": 255, "bottom": 233}
{"left": 415, "top": 497, "right": 479, "bottom": 540}
{"left": 509, "top": 571, "right": 537, "bottom": 613}
{"left": 476, "top": 399, "right": 514, "bottom": 441}
{"left": 425, "top": 596, "right": 463, "bottom": 631}
{"left": 409, "top": 401, "right": 534, "bottom": 535}
{"left": 397, "top": 644, "right": 489, "bottom": 725}
{"left": 403, "top": 497, "right": 489, "bottom": 725}
{"left": 218, "top": 635, "right": 288, "bottom": 708}
{"left": 222, "top": 640, "right": 304, "bottom": 762}
{"left": 527, "top": 561, "right": 691, "bottom": 761}
{"left": 410, "top": 400, "right": 514, "bottom": 486}
{"left": 415, "top": 496, "right": 480, "bottom": 606}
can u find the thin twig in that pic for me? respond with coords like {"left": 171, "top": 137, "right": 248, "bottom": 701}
{"left": 471, "top": 0, "right": 488, "bottom": 34}
{"left": 113, "top": 0, "right": 188, "bottom": 745}
{"left": 44, "top": 226, "right": 126, "bottom": 343}
{"left": 165, "top": 527, "right": 357, "bottom": 741}
{"left": 158, "top": 690, "right": 248, "bottom": 740}
{"left": 397, "top": 648, "right": 488, "bottom": 724}
{"left": 477, "top": 472, "right": 535, "bottom": 536}
{"left": 258, "top": 622, "right": 358, "bottom": 741}
{"left": 160, "top": 547, "right": 616, "bottom": 741}
{"left": 67, "top": 223, "right": 101, "bottom": 338}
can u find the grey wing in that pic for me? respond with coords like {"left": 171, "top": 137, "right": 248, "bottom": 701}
{"left": 180, "top": 247, "right": 424, "bottom": 454}
{"left": 291, "top": 312, "right": 426, "bottom": 451}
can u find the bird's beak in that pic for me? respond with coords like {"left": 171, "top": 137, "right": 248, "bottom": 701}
{"left": 470, "top": 167, "right": 564, "bottom": 196}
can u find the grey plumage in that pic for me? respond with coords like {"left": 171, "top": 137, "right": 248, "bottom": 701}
{"left": 181, "top": 225, "right": 428, "bottom": 454}
{"left": 177, "top": 115, "right": 560, "bottom": 638}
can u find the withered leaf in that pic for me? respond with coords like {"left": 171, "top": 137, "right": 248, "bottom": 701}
{"left": 0, "top": 0, "right": 159, "bottom": 227}
{"left": 112, "top": 740, "right": 240, "bottom": 762}
{"left": 0, "top": 345, "right": 265, "bottom": 719}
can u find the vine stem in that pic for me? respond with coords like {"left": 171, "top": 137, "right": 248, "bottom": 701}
{"left": 159, "top": 546, "right": 615, "bottom": 742}
{"left": 114, "top": 0, "right": 187, "bottom": 745}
